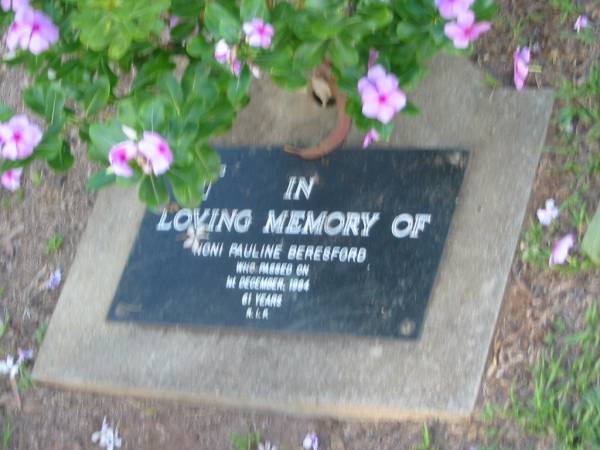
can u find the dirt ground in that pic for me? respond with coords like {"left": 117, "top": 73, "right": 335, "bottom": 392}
{"left": 1, "top": 0, "right": 599, "bottom": 449}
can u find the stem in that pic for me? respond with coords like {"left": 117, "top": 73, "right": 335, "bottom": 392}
{"left": 10, "top": 378, "right": 21, "bottom": 410}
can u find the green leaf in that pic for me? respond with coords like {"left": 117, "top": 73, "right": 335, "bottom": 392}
{"left": 171, "top": 0, "right": 204, "bottom": 18}
{"left": 141, "top": 97, "right": 166, "bottom": 131}
{"left": 72, "top": 0, "right": 170, "bottom": 59}
{"left": 47, "top": 142, "right": 74, "bottom": 172}
{"left": 396, "top": 22, "right": 420, "bottom": 40}
{"left": 44, "top": 84, "right": 66, "bottom": 125}
{"left": 132, "top": 51, "right": 175, "bottom": 91}
{"left": 186, "top": 35, "right": 209, "bottom": 59}
{"left": 182, "top": 62, "right": 217, "bottom": 101}
{"left": 350, "top": 4, "right": 393, "bottom": 34}
{"left": 204, "top": 2, "right": 241, "bottom": 42}
{"left": 170, "top": 21, "right": 197, "bottom": 42}
{"left": 254, "top": 45, "right": 293, "bottom": 70}
{"left": 160, "top": 73, "right": 183, "bottom": 116}
{"left": 392, "top": 1, "right": 434, "bottom": 23}
{"left": 108, "top": 33, "right": 132, "bottom": 60}
{"left": 168, "top": 165, "right": 204, "bottom": 207}
{"left": 196, "top": 103, "right": 235, "bottom": 137}
{"left": 117, "top": 99, "right": 140, "bottom": 128}
{"left": 0, "top": 103, "right": 14, "bottom": 121}
{"left": 87, "top": 170, "right": 116, "bottom": 191}
{"left": 34, "top": 134, "right": 62, "bottom": 160}
{"left": 88, "top": 121, "right": 127, "bottom": 161}
{"left": 473, "top": 0, "right": 497, "bottom": 21}
{"left": 304, "top": 0, "right": 344, "bottom": 11}
{"left": 582, "top": 204, "right": 600, "bottom": 265}
{"left": 193, "top": 143, "right": 221, "bottom": 180}
{"left": 402, "top": 101, "right": 420, "bottom": 116}
{"left": 23, "top": 86, "right": 45, "bottom": 116}
{"left": 227, "top": 66, "right": 252, "bottom": 105}
{"left": 307, "top": 15, "right": 345, "bottom": 39}
{"left": 83, "top": 76, "right": 111, "bottom": 117}
{"left": 240, "top": 0, "right": 268, "bottom": 21}
{"left": 271, "top": 72, "right": 307, "bottom": 89}
{"left": 294, "top": 41, "right": 327, "bottom": 70}
{"left": 139, "top": 175, "right": 169, "bottom": 209}
{"left": 329, "top": 38, "right": 358, "bottom": 70}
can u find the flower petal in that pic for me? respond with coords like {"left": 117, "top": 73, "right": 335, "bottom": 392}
{"left": 377, "top": 104, "right": 396, "bottom": 124}
{"left": 549, "top": 233, "right": 575, "bottom": 266}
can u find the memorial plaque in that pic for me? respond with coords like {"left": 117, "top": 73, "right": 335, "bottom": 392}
{"left": 107, "top": 148, "right": 468, "bottom": 338}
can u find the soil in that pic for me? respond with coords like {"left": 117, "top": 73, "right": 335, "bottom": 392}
{"left": 1, "top": 0, "right": 599, "bottom": 449}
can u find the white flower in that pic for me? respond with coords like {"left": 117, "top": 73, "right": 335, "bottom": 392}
{"left": 249, "top": 63, "right": 261, "bottom": 79}
{"left": 183, "top": 224, "right": 209, "bottom": 255}
{"left": 0, "top": 348, "right": 33, "bottom": 379}
{"left": 303, "top": 432, "right": 319, "bottom": 450}
{"left": 258, "top": 442, "right": 277, "bottom": 450}
{"left": 91, "top": 417, "right": 122, "bottom": 450}
{"left": 45, "top": 269, "right": 62, "bottom": 290}
{"left": 536, "top": 198, "right": 559, "bottom": 227}
{"left": 0, "top": 355, "right": 19, "bottom": 379}
{"left": 214, "top": 39, "right": 231, "bottom": 64}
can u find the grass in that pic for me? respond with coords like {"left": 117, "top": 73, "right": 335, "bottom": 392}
{"left": 230, "top": 431, "right": 261, "bottom": 450}
{"left": 520, "top": 56, "right": 600, "bottom": 273}
{"left": 35, "top": 322, "right": 48, "bottom": 345}
{"left": 412, "top": 423, "right": 437, "bottom": 450}
{"left": 29, "top": 170, "right": 44, "bottom": 187}
{"left": 549, "top": 0, "right": 578, "bottom": 23}
{"left": 506, "top": 303, "right": 600, "bottom": 449}
{"left": 44, "top": 233, "right": 64, "bottom": 255}
{"left": 520, "top": 219, "right": 551, "bottom": 269}
{"left": 2, "top": 420, "right": 11, "bottom": 450}
{"left": 16, "top": 365, "right": 34, "bottom": 391}
{"left": 0, "top": 313, "right": 9, "bottom": 342}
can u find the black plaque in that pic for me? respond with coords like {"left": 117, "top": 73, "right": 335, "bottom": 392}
{"left": 107, "top": 148, "right": 468, "bottom": 339}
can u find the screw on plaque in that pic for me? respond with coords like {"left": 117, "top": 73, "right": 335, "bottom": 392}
{"left": 399, "top": 319, "right": 416, "bottom": 337}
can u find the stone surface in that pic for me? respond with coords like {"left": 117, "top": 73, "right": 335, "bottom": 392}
{"left": 107, "top": 148, "right": 468, "bottom": 339}
{"left": 33, "top": 55, "right": 554, "bottom": 419}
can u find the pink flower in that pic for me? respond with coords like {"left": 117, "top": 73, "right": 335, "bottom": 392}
{"left": 358, "top": 65, "right": 406, "bottom": 124}
{"left": 1, "top": 168, "right": 22, "bottom": 191}
{"left": 231, "top": 58, "right": 242, "bottom": 77}
{"left": 138, "top": 132, "right": 173, "bottom": 176}
{"left": 168, "top": 16, "right": 181, "bottom": 30}
{"left": 243, "top": 18, "right": 274, "bottom": 49}
{"left": 0, "top": 114, "right": 42, "bottom": 160}
{"left": 574, "top": 15, "right": 588, "bottom": 33}
{"left": 362, "top": 128, "right": 379, "bottom": 148}
{"left": 214, "top": 39, "right": 231, "bottom": 64}
{"left": 1, "top": 0, "right": 28, "bottom": 12}
{"left": 549, "top": 233, "right": 575, "bottom": 266}
{"left": 436, "top": 0, "right": 474, "bottom": 19}
{"left": 513, "top": 46, "right": 530, "bottom": 91}
{"left": 536, "top": 198, "right": 559, "bottom": 227}
{"left": 108, "top": 140, "right": 138, "bottom": 177}
{"left": 367, "top": 49, "right": 379, "bottom": 69}
{"left": 444, "top": 11, "right": 491, "bottom": 49}
{"left": 6, "top": 7, "right": 59, "bottom": 55}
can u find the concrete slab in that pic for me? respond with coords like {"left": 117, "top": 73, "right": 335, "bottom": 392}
{"left": 33, "top": 55, "right": 554, "bottom": 420}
